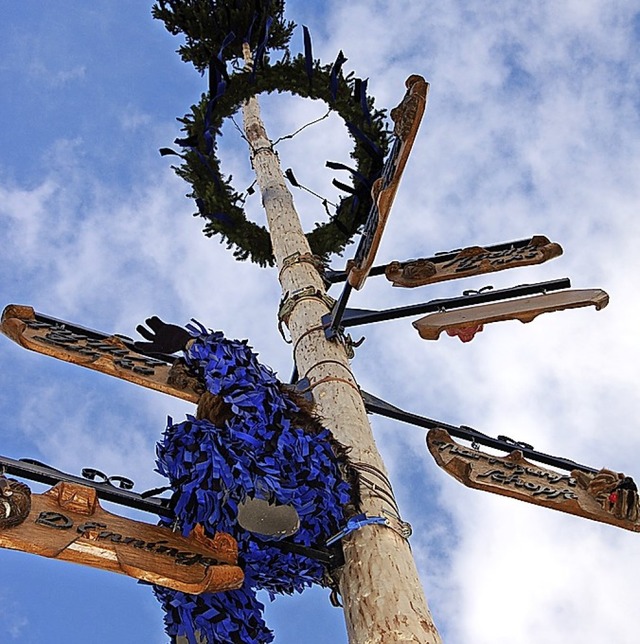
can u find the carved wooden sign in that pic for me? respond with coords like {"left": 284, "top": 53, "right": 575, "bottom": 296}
{"left": 385, "top": 235, "right": 563, "bottom": 288}
{"left": 412, "top": 288, "right": 609, "bottom": 341}
{"left": 1, "top": 305, "right": 202, "bottom": 403}
{"left": 347, "top": 75, "right": 429, "bottom": 290}
{"left": 427, "top": 428, "right": 640, "bottom": 531}
{"left": 0, "top": 480, "right": 244, "bottom": 593}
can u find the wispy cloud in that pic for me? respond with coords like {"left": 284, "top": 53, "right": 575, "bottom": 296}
{"left": 0, "top": 589, "right": 28, "bottom": 640}
{"left": 26, "top": 60, "right": 86, "bottom": 88}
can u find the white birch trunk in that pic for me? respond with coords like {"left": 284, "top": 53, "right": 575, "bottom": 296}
{"left": 240, "top": 43, "right": 442, "bottom": 644}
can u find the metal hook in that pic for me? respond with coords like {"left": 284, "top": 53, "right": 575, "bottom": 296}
{"left": 462, "top": 285, "right": 494, "bottom": 296}
{"left": 497, "top": 435, "right": 534, "bottom": 451}
{"left": 81, "top": 468, "right": 135, "bottom": 490}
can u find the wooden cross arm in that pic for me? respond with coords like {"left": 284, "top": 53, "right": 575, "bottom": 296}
{"left": 0, "top": 482, "right": 244, "bottom": 595}
{"left": 412, "top": 288, "right": 609, "bottom": 340}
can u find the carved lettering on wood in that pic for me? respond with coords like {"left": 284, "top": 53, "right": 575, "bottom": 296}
{"left": 1, "top": 305, "right": 202, "bottom": 403}
{"left": 427, "top": 428, "right": 640, "bottom": 532}
{"left": 385, "top": 235, "right": 563, "bottom": 288}
{"left": 0, "top": 481, "right": 244, "bottom": 594}
{"left": 413, "top": 288, "right": 609, "bottom": 341}
{"left": 347, "top": 75, "right": 429, "bottom": 290}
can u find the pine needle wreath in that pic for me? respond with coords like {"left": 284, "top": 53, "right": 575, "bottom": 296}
{"left": 162, "top": 51, "right": 391, "bottom": 266}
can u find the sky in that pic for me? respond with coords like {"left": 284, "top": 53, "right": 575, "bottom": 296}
{"left": 1, "top": 1, "right": 640, "bottom": 643}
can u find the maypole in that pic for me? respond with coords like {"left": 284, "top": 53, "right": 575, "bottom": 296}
{"left": 240, "top": 41, "right": 441, "bottom": 643}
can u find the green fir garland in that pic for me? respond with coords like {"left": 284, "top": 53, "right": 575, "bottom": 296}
{"left": 165, "top": 53, "right": 390, "bottom": 266}
{"left": 152, "top": 0, "right": 295, "bottom": 71}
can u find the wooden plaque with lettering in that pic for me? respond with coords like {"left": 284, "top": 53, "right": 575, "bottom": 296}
{"left": 0, "top": 481, "right": 243, "bottom": 594}
{"left": 427, "top": 428, "right": 640, "bottom": 531}
{"left": 347, "top": 75, "right": 429, "bottom": 290}
{"left": 385, "top": 235, "right": 563, "bottom": 288}
{"left": 412, "top": 288, "right": 609, "bottom": 341}
{"left": 1, "top": 305, "right": 202, "bottom": 403}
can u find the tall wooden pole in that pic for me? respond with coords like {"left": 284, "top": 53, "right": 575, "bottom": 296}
{"left": 242, "top": 44, "right": 442, "bottom": 644}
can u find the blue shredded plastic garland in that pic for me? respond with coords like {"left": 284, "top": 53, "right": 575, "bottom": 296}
{"left": 153, "top": 323, "right": 351, "bottom": 643}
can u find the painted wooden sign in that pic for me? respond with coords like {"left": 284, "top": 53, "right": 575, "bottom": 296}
{"left": 384, "top": 235, "right": 563, "bottom": 288}
{"left": 427, "top": 428, "right": 640, "bottom": 531}
{"left": 347, "top": 75, "right": 429, "bottom": 290}
{"left": 1, "top": 305, "right": 202, "bottom": 403}
{"left": 0, "top": 479, "right": 244, "bottom": 593}
{"left": 412, "top": 288, "right": 609, "bottom": 341}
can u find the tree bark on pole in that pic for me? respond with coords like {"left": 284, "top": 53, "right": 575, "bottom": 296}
{"left": 241, "top": 44, "right": 442, "bottom": 644}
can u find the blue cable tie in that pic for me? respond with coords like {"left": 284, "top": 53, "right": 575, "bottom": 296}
{"left": 326, "top": 513, "right": 388, "bottom": 546}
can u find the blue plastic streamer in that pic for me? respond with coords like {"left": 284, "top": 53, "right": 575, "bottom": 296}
{"left": 329, "top": 50, "right": 347, "bottom": 101}
{"left": 173, "top": 133, "right": 223, "bottom": 191}
{"left": 218, "top": 30, "right": 237, "bottom": 63}
{"left": 325, "top": 160, "right": 372, "bottom": 190}
{"left": 244, "top": 10, "right": 258, "bottom": 44}
{"left": 332, "top": 179, "right": 358, "bottom": 195}
{"left": 345, "top": 120, "right": 384, "bottom": 161}
{"left": 359, "top": 78, "right": 372, "bottom": 124}
{"left": 154, "top": 328, "right": 351, "bottom": 643}
{"left": 251, "top": 15, "right": 273, "bottom": 80}
{"left": 303, "top": 26, "right": 314, "bottom": 83}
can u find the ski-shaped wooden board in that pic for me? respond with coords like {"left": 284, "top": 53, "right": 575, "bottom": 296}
{"left": 384, "top": 235, "right": 563, "bottom": 288}
{"left": 347, "top": 75, "right": 429, "bottom": 289}
{"left": 1, "top": 305, "right": 202, "bottom": 403}
{"left": 427, "top": 428, "right": 640, "bottom": 532}
{"left": 412, "top": 288, "right": 609, "bottom": 341}
{"left": 0, "top": 479, "right": 243, "bottom": 594}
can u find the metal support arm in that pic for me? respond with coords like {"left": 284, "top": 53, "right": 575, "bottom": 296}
{"left": 323, "top": 278, "right": 571, "bottom": 339}
{"left": 361, "top": 390, "right": 597, "bottom": 474}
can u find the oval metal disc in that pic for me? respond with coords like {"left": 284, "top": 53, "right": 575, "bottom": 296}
{"left": 237, "top": 498, "right": 300, "bottom": 539}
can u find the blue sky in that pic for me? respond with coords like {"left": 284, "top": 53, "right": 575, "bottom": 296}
{"left": 1, "top": 1, "right": 640, "bottom": 643}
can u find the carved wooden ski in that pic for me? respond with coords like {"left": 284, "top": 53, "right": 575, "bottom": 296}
{"left": 0, "top": 479, "right": 243, "bottom": 593}
{"left": 427, "top": 428, "right": 640, "bottom": 532}
{"left": 384, "top": 235, "right": 563, "bottom": 288}
{"left": 347, "top": 75, "right": 429, "bottom": 290}
{"left": 412, "top": 288, "right": 609, "bottom": 341}
{"left": 1, "top": 305, "right": 202, "bottom": 403}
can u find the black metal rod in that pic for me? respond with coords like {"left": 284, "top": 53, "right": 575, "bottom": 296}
{"left": 324, "top": 278, "right": 571, "bottom": 335}
{"left": 30, "top": 311, "right": 178, "bottom": 364}
{"left": 324, "top": 280, "right": 354, "bottom": 339}
{"left": 361, "top": 391, "right": 597, "bottom": 474}
{"left": 270, "top": 540, "right": 343, "bottom": 567}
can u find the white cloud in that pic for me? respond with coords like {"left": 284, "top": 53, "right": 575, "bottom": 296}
{"left": 27, "top": 61, "right": 86, "bottom": 87}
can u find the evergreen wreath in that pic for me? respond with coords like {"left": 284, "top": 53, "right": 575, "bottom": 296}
{"left": 158, "top": 22, "right": 391, "bottom": 266}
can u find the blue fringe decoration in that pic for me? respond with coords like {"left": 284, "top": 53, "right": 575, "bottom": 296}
{"left": 303, "top": 26, "right": 314, "bottom": 83}
{"left": 329, "top": 51, "right": 347, "bottom": 102}
{"left": 154, "top": 329, "right": 351, "bottom": 643}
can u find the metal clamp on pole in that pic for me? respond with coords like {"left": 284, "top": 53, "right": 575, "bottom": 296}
{"left": 322, "top": 280, "right": 354, "bottom": 340}
{"left": 326, "top": 513, "right": 389, "bottom": 546}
